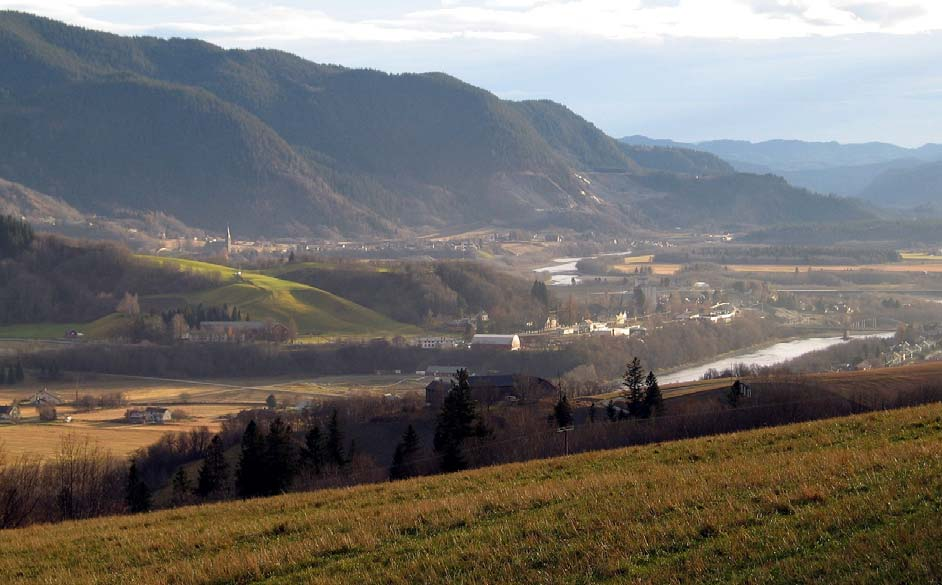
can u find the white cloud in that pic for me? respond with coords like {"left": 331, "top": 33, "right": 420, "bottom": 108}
{"left": 1, "top": 0, "right": 941, "bottom": 44}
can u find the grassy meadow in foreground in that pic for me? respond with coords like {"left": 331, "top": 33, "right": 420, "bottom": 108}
{"left": 2, "top": 403, "right": 941, "bottom": 584}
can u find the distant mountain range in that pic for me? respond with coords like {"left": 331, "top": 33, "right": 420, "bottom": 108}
{"left": 0, "top": 12, "right": 873, "bottom": 238}
{"left": 621, "top": 136, "right": 942, "bottom": 208}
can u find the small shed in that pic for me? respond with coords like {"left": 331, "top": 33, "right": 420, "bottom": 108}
{"left": 0, "top": 404, "right": 21, "bottom": 423}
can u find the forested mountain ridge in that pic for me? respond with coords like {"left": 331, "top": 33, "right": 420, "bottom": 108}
{"left": 0, "top": 12, "right": 872, "bottom": 236}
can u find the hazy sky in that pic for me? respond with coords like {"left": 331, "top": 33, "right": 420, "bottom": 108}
{"left": 4, "top": 0, "right": 942, "bottom": 146}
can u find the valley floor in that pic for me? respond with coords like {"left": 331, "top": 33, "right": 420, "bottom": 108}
{"left": 2, "top": 402, "right": 940, "bottom": 584}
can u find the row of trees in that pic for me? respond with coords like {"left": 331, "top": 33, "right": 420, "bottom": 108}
{"left": 29, "top": 314, "right": 780, "bottom": 381}
{"left": 160, "top": 303, "right": 249, "bottom": 329}
{"left": 0, "top": 214, "right": 33, "bottom": 258}
{"left": 1, "top": 362, "right": 24, "bottom": 385}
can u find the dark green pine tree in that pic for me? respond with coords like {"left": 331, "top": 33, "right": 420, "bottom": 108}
{"left": 14, "top": 361, "right": 24, "bottom": 383}
{"left": 5, "top": 366, "right": 13, "bottom": 385}
{"left": 302, "top": 424, "right": 325, "bottom": 475}
{"left": 588, "top": 401, "right": 597, "bottom": 423}
{"left": 726, "top": 379, "right": 744, "bottom": 408}
{"left": 265, "top": 394, "right": 277, "bottom": 409}
{"left": 531, "top": 280, "right": 550, "bottom": 306}
{"left": 643, "top": 370, "right": 663, "bottom": 418}
{"left": 434, "top": 369, "right": 489, "bottom": 473}
{"left": 606, "top": 400, "right": 617, "bottom": 422}
{"left": 236, "top": 420, "right": 266, "bottom": 498}
{"left": 170, "top": 468, "right": 191, "bottom": 506}
{"left": 325, "top": 409, "right": 347, "bottom": 468}
{"left": 263, "top": 417, "right": 296, "bottom": 495}
{"left": 553, "top": 394, "right": 574, "bottom": 428}
{"left": 390, "top": 424, "right": 421, "bottom": 481}
{"left": 196, "top": 434, "right": 229, "bottom": 499}
{"left": 623, "top": 357, "right": 645, "bottom": 418}
{"left": 125, "top": 460, "right": 151, "bottom": 514}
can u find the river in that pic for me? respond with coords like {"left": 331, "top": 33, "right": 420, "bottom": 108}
{"left": 534, "top": 250, "right": 632, "bottom": 286}
{"left": 658, "top": 332, "right": 896, "bottom": 385}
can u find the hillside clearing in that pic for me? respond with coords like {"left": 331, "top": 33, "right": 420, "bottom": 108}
{"left": 139, "top": 256, "right": 416, "bottom": 337}
{"left": 2, "top": 403, "right": 940, "bottom": 584}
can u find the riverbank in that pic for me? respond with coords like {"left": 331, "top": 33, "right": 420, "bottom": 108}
{"left": 657, "top": 331, "right": 896, "bottom": 385}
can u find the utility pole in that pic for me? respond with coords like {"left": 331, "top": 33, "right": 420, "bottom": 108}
{"left": 557, "top": 425, "right": 574, "bottom": 456}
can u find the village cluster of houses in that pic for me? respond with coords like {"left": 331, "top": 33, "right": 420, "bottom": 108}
{"left": 0, "top": 388, "right": 64, "bottom": 423}
{"left": 0, "top": 387, "right": 175, "bottom": 426}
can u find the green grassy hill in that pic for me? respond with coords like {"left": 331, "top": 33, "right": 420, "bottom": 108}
{"left": 139, "top": 257, "right": 416, "bottom": 337}
{"left": 0, "top": 242, "right": 415, "bottom": 339}
{"left": 3, "top": 403, "right": 939, "bottom": 584}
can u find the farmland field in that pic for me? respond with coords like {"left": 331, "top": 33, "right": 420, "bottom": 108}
{"left": 2, "top": 402, "right": 939, "bottom": 584}
{"left": 0, "top": 373, "right": 429, "bottom": 459}
{"left": 611, "top": 261, "right": 683, "bottom": 275}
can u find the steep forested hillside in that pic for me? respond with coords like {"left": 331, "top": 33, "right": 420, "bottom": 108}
{"left": 861, "top": 160, "right": 942, "bottom": 208}
{"left": 0, "top": 12, "right": 871, "bottom": 236}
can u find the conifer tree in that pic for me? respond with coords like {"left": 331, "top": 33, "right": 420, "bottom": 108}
{"left": 390, "top": 424, "right": 421, "bottom": 480}
{"left": 14, "top": 361, "right": 23, "bottom": 383}
{"left": 125, "top": 460, "right": 151, "bottom": 513}
{"left": 433, "top": 369, "right": 489, "bottom": 472}
{"left": 623, "top": 357, "right": 645, "bottom": 417}
{"left": 588, "top": 401, "right": 597, "bottom": 423}
{"left": 171, "top": 468, "right": 191, "bottom": 506}
{"left": 263, "top": 417, "right": 296, "bottom": 495}
{"left": 302, "top": 424, "right": 325, "bottom": 475}
{"left": 553, "top": 394, "right": 574, "bottom": 428}
{"left": 236, "top": 420, "right": 266, "bottom": 497}
{"left": 643, "top": 370, "right": 663, "bottom": 417}
{"left": 606, "top": 400, "right": 617, "bottom": 422}
{"left": 325, "top": 409, "right": 346, "bottom": 468}
{"left": 196, "top": 434, "right": 229, "bottom": 499}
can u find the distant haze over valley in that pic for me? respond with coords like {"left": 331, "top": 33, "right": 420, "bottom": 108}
{"left": 622, "top": 136, "right": 942, "bottom": 209}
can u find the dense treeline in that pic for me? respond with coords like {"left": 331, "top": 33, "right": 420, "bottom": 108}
{"left": 655, "top": 245, "right": 901, "bottom": 266}
{"left": 0, "top": 214, "right": 33, "bottom": 257}
{"left": 0, "top": 234, "right": 218, "bottom": 324}
{"left": 0, "top": 436, "right": 124, "bottom": 528}
{"left": 5, "top": 364, "right": 942, "bottom": 529}
{"left": 276, "top": 260, "right": 548, "bottom": 331}
{"left": 633, "top": 172, "right": 873, "bottom": 228}
{"left": 743, "top": 219, "right": 942, "bottom": 246}
{"left": 27, "top": 315, "right": 779, "bottom": 381}
{"left": 160, "top": 304, "right": 247, "bottom": 329}
{"left": 618, "top": 144, "right": 734, "bottom": 176}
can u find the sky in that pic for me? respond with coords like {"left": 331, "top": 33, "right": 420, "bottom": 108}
{"left": 3, "top": 0, "right": 942, "bottom": 146}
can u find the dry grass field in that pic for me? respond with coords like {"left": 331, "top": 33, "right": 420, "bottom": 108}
{"left": 1, "top": 402, "right": 940, "bottom": 584}
{"left": 0, "top": 373, "right": 429, "bottom": 459}
{"left": 611, "top": 261, "right": 683, "bottom": 275}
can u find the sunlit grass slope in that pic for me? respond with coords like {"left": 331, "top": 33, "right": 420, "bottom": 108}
{"left": 139, "top": 256, "right": 416, "bottom": 337}
{"left": 0, "top": 313, "right": 129, "bottom": 340}
{"left": 3, "top": 403, "right": 940, "bottom": 584}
